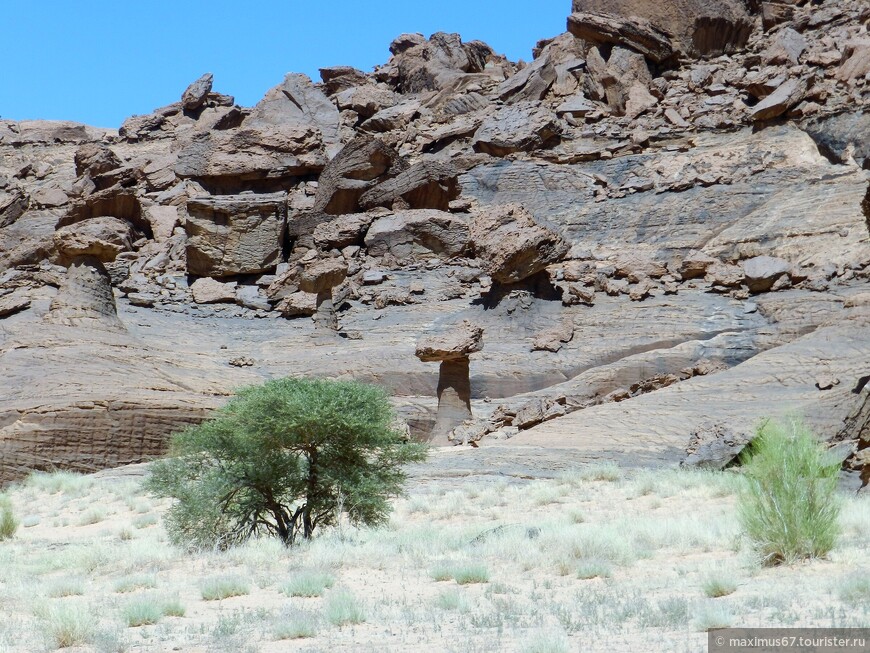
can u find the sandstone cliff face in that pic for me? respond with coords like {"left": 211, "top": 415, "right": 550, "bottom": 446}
{"left": 1, "top": 0, "right": 869, "bottom": 485}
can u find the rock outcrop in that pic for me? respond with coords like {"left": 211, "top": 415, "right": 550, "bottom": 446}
{"left": 1, "top": 0, "right": 870, "bottom": 484}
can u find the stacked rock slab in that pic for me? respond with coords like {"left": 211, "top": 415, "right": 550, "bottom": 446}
{"left": 298, "top": 258, "right": 348, "bottom": 331}
{"left": 416, "top": 321, "right": 484, "bottom": 442}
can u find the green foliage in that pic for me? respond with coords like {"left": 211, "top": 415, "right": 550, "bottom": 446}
{"left": 281, "top": 569, "right": 335, "bottom": 597}
{"left": 0, "top": 495, "right": 18, "bottom": 541}
{"left": 738, "top": 418, "right": 841, "bottom": 566}
{"left": 324, "top": 589, "right": 366, "bottom": 626}
{"left": 199, "top": 576, "right": 250, "bottom": 601}
{"left": 147, "top": 378, "right": 426, "bottom": 548}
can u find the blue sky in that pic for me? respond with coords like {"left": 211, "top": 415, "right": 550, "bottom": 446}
{"left": 1, "top": 1, "right": 567, "bottom": 128}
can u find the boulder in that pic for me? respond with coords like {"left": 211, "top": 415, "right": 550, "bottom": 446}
{"left": 532, "top": 320, "right": 575, "bottom": 353}
{"left": 181, "top": 73, "right": 214, "bottom": 111}
{"left": 298, "top": 258, "right": 348, "bottom": 295}
{"left": 802, "top": 112, "right": 870, "bottom": 169}
{"left": 742, "top": 256, "right": 791, "bottom": 293}
{"left": 276, "top": 291, "right": 317, "bottom": 318}
{"left": 681, "top": 422, "right": 753, "bottom": 469}
{"left": 836, "top": 38, "right": 870, "bottom": 82}
{"left": 762, "top": 28, "right": 807, "bottom": 66}
{"left": 74, "top": 143, "right": 122, "bottom": 178}
{"left": 416, "top": 320, "right": 484, "bottom": 363}
{"left": 0, "top": 185, "right": 29, "bottom": 228}
{"left": 470, "top": 205, "right": 569, "bottom": 284}
{"left": 190, "top": 277, "right": 237, "bottom": 304}
{"left": 319, "top": 66, "right": 370, "bottom": 95}
{"left": 680, "top": 250, "right": 718, "bottom": 280}
{"left": 364, "top": 210, "right": 470, "bottom": 259}
{"left": 597, "top": 47, "right": 653, "bottom": 116}
{"left": 0, "top": 292, "right": 31, "bottom": 319}
{"left": 53, "top": 216, "right": 135, "bottom": 265}
{"left": 568, "top": 0, "right": 754, "bottom": 60}
{"left": 313, "top": 213, "right": 376, "bottom": 249}
{"left": 750, "top": 78, "right": 807, "bottom": 122}
{"left": 360, "top": 100, "right": 420, "bottom": 133}
{"left": 314, "top": 135, "right": 407, "bottom": 215}
{"left": 472, "top": 103, "right": 560, "bottom": 157}
{"left": 185, "top": 193, "right": 287, "bottom": 277}
{"left": 359, "top": 160, "right": 459, "bottom": 211}
{"left": 334, "top": 85, "right": 400, "bottom": 119}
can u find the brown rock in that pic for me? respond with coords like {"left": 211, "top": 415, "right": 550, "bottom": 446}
{"left": 359, "top": 160, "right": 459, "bottom": 211}
{"left": 190, "top": 277, "right": 237, "bottom": 304}
{"left": 470, "top": 205, "right": 568, "bottom": 284}
{"left": 742, "top": 256, "right": 791, "bottom": 293}
{"left": 45, "top": 257, "right": 123, "bottom": 330}
{"left": 472, "top": 103, "right": 561, "bottom": 156}
{"left": 181, "top": 73, "right": 214, "bottom": 111}
{"left": 762, "top": 28, "right": 807, "bottom": 66}
{"left": 837, "top": 39, "right": 870, "bottom": 82}
{"left": 53, "top": 216, "right": 135, "bottom": 266}
{"left": 532, "top": 320, "right": 575, "bottom": 352}
{"left": 416, "top": 320, "right": 484, "bottom": 363}
{"left": 74, "top": 143, "right": 122, "bottom": 178}
{"left": 319, "top": 66, "right": 370, "bottom": 95}
{"left": 0, "top": 292, "right": 30, "bottom": 319}
{"left": 314, "top": 135, "right": 406, "bottom": 215}
{"left": 680, "top": 250, "right": 717, "bottom": 280}
{"left": 567, "top": 11, "right": 675, "bottom": 63}
{"left": 365, "top": 210, "right": 470, "bottom": 260}
{"left": 185, "top": 193, "right": 287, "bottom": 277}
{"left": 313, "top": 213, "right": 376, "bottom": 249}
{"left": 298, "top": 258, "right": 348, "bottom": 295}
{"left": 750, "top": 78, "right": 807, "bottom": 122}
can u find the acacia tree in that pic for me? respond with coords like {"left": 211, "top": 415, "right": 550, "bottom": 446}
{"left": 148, "top": 378, "right": 426, "bottom": 549}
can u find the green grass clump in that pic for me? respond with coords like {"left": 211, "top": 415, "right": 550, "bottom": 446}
{"left": 199, "top": 576, "right": 250, "bottom": 601}
{"left": 838, "top": 576, "right": 870, "bottom": 603}
{"left": 281, "top": 569, "right": 335, "bottom": 597}
{"left": 273, "top": 616, "right": 317, "bottom": 640}
{"left": 36, "top": 602, "right": 97, "bottom": 648}
{"left": 576, "top": 559, "right": 613, "bottom": 580}
{"left": 453, "top": 564, "right": 490, "bottom": 585}
{"left": 738, "top": 418, "right": 841, "bottom": 566}
{"left": 122, "top": 594, "right": 185, "bottom": 627}
{"left": 0, "top": 496, "right": 18, "bottom": 541}
{"left": 113, "top": 574, "right": 157, "bottom": 594}
{"left": 429, "top": 563, "right": 454, "bottom": 582}
{"left": 701, "top": 573, "right": 737, "bottom": 598}
{"left": 25, "top": 471, "right": 93, "bottom": 496}
{"left": 45, "top": 577, "right": 86, "bottom": 598}
{"left": 324, "top": 589, "right": 366, "bottom": 626}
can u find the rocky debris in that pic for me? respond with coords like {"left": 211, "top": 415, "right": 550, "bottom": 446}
{"left": 190, "top": 277, "right": 237, "bottom": 304}
{"left": 185, "top": 193, "right": 286, "bottom": 277}
{"left": 314, "top": 135, "right": 407, "bottom": 215}
{"left": 815, "top": 374, "right": 841, "bottom": 391}
{"left": 365, "top": 210, "right": 470, "bottom": 260}
{"left": 313, "top": 213, "right": 375, "bottom": 249}
{"left": 0, "top": 181, "right": 28, "bottom": 229}
{"left": 74, "top": 143, "right": 122, "bottom": 179}
{"left": 416, "top": 321, "right": 484, "bottom": 442}
{"left": 763, "top": 27, "right": 807, "bottom": 66}
{"left": 681, "top": 422, "right": 753, "bottom": 469}
{"left": 470, "top": 205, "right": 568, "bottom": 284}
{"left": 181, "top": 73, "right": 214, "bottom": 111}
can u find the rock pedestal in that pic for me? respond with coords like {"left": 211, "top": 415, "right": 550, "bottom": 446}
{"left": 416, "top": 320, "right": 484, "bottom": 443}
{"left": 46, "top": 256, "right": 123, "bottom": 329}
{"left": 299, "top": 258, "right": 348, "bottom": 332}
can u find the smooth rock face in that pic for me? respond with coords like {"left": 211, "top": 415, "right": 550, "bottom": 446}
{"left": 185, "top": 193, "right": 287, "bottom": 276}
{"left": 432, "top": 358, "right": 473, "bottom": 442}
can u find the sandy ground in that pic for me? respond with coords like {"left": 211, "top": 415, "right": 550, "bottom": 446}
{"left": 0, "top": 453, "right": 868, "bottom": 653}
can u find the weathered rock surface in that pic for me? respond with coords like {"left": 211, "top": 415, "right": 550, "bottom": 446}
{"left": 2, "top": 0, "right": 870, "bottom": 483}
{"left": 185, "top": 193, "right": 287, "bottom": 276}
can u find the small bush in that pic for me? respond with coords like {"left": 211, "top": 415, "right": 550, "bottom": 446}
{"left": 838, "top": 576, "right": 870, "bottom": 603}
{"left": 453, "top": 564, "right": 490, "bottom": 585}
{"left": 576, "top": 559, "right": 612, "bottom": 580}
{"left": 113, "top": 574, "right": 157, "bottom": 594}
{"left": 693, "top": 603, "right": 733, "bottom": 631}
{"left": 434, "top": 589, "right": 467, "bottom": 611}
{"left": 121, "top": 594, "right": 185, "bottom": 627}
{"left": 0, "top": 496, "right": 18, "bottom": 541}
{"left": 25, "top": 471, "right": 93, "bottom": 496}
{"left": 738, "top": 418, "right": 841, "bottom": 565}
{"left": 324, "top": 589, "right": 366, "bottom": 626}
{"left": 46, "top": 577, "right": 86, "bottom": 598}
{"left": 281, "top": 569, "right": 335, "bottom": 597}
{"left": 429, "top": 563, "right": 454, "bottom": 582}
{"left": 701, "top": 573, "right": 737, "bottom": 598}
{"left": 273, "top": 615, "right": 317, "bottom": 640}
{"left": 200, "top": 576, "right": 250, "bottom": 601}
{"left": 78, "top": 508, "right": 106, "bottom": 526}
{"left": 37, "top": 602, "right": 97, "bottom": 648}
{"left": 522, "top": 630, "right": 570, "bottom": 653}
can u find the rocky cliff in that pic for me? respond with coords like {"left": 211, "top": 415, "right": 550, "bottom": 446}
{"left": 1, "top": 0, "right": 868, "bottom": 485}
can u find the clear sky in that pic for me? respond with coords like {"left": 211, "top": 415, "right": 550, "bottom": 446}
{"left": 1, "top": 1, "right": 568, "bottom": 129}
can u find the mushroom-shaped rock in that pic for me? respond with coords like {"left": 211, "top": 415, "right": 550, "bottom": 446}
{"left": 416, "top": 321, "right": 484, "bottom": 442}
{"left": 298, "top": 258, "right": 348, "bottom": 331}
{"left": 48, "top": 217, "right": 134, "bottom": 329}
{"left": 470, "top": 205, "right": 568, "bottom": 284}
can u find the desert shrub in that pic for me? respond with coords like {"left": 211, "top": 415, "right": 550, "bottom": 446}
{"left": 0, "top": 496, "right": 18, "bottom": 541}
{"left": 36, "top": 602, "right": 97, "bottom": 648}
{"left": 701, "top": 572, "right": 738, "bottom": 598}
{"left": 281, "top": 569, "right": 335, "bottom": 597}
{"left": 324, "top": 589, "right": 366, "bottom": 626}
{"left": 738, "top": 418, "right": 841, "bottom": 565}
{"left": 148, "top": 378, "right": 426, "bottom": 548}
{"left": 199, "top": 576, "right": 250, "bottom": 601}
